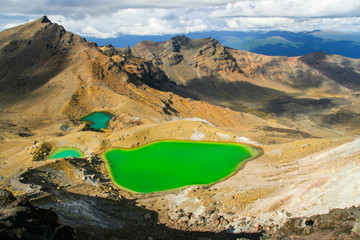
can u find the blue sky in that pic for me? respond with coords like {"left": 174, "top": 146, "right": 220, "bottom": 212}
{"left": 1, "top": 0, "right": 360, "bottom": 38}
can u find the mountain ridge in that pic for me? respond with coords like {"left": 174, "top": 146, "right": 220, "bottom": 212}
{"left": 132, "top": 35, "right": 359, "bottom": 100}
{"left": 0, "top": 16, "right": 285, "bottom": 136}
{"left": 2, "top": 16, "right": 360, "bottom": 138}
{"left": 86, "top": 29, "right": 360, "bottom": 58}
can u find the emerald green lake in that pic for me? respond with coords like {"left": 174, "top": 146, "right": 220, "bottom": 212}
{"left": 48, "top": 147, "right": 84, "bottom": 159}
{"left": 80, "top": 111, "right": 114, "bottom": 129}
{"left": 103, "top": 141, "right": 261, "bottom": 194}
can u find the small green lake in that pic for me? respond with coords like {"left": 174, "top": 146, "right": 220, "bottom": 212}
{"left": 48, "top": 147, "right": 84, "bottom": 159}
{"left": 80, "top": 111, "right": 114, "bottom": 130}
{"left": 102, "top": 141, "right": 262, "bottom": 194}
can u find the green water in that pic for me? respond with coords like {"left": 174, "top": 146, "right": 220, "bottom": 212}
{"left": 48, "top": 147, "right": 84, "bottom": 159}
{"left": 103, "top": 141, "right": 261, "bottom": 194}
{"left": 80, "top": 111, "right": 114, "bottom": 129}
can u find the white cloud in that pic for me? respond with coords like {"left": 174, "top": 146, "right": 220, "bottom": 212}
{"left": 1, "top": 0, "right": 360, "bottom": 36}
{"left": 224, "top": 17, "right": 360, "bottom": 32}
{"left": 47, "top": 8, "right": 218, "bottom": 37}
{"left": 213, "top": 0, "right": 360, "bottom": 18}
{"left": 80, "top": 26, "right": 117, "bottom": 38}
{"left": 226, "top": 17, "right": 296, "bottom": 31}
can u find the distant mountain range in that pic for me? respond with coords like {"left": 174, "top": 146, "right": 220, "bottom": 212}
{"left": 87, "top": 30, "right": 360, "bottom": 59}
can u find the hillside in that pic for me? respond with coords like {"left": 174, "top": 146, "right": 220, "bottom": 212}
{"left": 0, "top": 17, "right": 360, "bottom": 239}
{"left": 131, "top": 36, "right": 360, "bottom": 137}
{"left": 132, "top": 35, "right": 360, "bottom": 96}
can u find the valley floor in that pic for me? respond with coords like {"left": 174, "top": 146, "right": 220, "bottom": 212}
{"left": 0, "top": 110, "right": 359, "bottom": 239}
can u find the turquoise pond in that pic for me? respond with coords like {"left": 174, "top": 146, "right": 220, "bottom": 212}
{"left": 80, "top": 111, "right": 114, "bottom": 129}
{"left": 48, "top": 147, "right": 84, "bottom": 159}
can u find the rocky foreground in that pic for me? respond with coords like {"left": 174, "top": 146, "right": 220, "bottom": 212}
{"left": 0, "top": 188, "right": 359, "bottom": 239}
{"left": 0, "top": 189, "right": 74, "bottom": 239}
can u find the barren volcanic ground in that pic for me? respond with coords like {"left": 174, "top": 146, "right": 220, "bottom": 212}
{"left": 1, "top": 17, "right": 360, "bottom": 239}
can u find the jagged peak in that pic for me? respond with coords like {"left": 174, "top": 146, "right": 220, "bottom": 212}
{"left": 169, "top": 35, "right": 190, "bottom": 42}
{"left": 135, "top": 36, "right": 220, "bottom": 50}
{"left": 165, "top": 35, "right": 193, "bottom": 52}
{"left": 124, "top": 44, "right": 131, "bottom": 51}
{"left": 123, "top": 45, "right": 132, "bottom": 55}
{"left": 0, "top": 15, "right": 52, "bottom": 34}
{"left": 40, "top": 16, "right": 51, "bottom": 24}
{"left": 167, "top": 35, "right": 192, "bottom": 46}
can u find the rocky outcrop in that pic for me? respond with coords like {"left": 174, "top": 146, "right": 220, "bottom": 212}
{"left": 0, "top": 189, "right": 74, "bottom": 239}
{"left": 266, "top": 206, "right": 360, "bottom": 240}
{"left": 164, "top": 35, "right": 193, "bottom": 53}
{"left": 167, "top": 53, "right": 184, "bottom": 66}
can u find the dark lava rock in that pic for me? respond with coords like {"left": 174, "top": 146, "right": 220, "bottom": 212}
{"left": 0, "top": 189, "right": 17, "bottom": 206}
{"left": 165, "top": 35, "right": 192, "bottom": 53}
{"left": 267, "top": 206, "right": 360, "bottom": 240}
{"left": 322, "top": 109, "right": 360, "bottom": 125}
{"left": 123, "top": 45, "right": 132, "bottom": 56}
{"left": 168, "top": 53, "right": 184, "bottom": 66}
{"left": 262, "top": 97, "right": 337, "bottom": 117}
{"left": 32, "top": 142, "right": 53, "bottom": 161}
{"left": 0, "top": 189, "right": 74, "bottom": 240}
{"left": 81, "top": 123, "right": 104, "bottom": 133}
{"left": 40, "top": 16, "right": 51, "bottom": 24}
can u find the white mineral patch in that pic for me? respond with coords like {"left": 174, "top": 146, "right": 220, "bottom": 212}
{"left": 290, "top": 164, "right": 360, "bottom": 217}
{"left": 183, "top": 118, "right": 215, "bottom": 127}
{"left": 190, "top": 130, "right": 205, "bottom": 141}
{"left": 291, "top": 166, "right": 360, "bottom": 219}
{"left": 236, "top": 136, "right": 261, "bottom": 146}
{"left": 173, "top": 187, "right": 192, "bottom": 205}
{"left": 216, "top": 132, "right": 231, "bottom": 140}
{"left": 248, "top": 138, "right": 360, "bottom": 225}
{"left": 192, "top": 205, "right": 206, "bottom": 217}
{"left": 269, "top": 149, "right": 283, "bottom": 156}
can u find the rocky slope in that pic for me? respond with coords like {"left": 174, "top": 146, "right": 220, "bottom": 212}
{"left": 132, "top": 35, "right": 360, "bottom": 97}
{"left": 0, "top": 17, "right": 284, "bottom": 137}
{"left": 132, "top": 36, "right": 360, "bottom": 137}
{"left": 0, "top": 17, "right": 360, "bottom": 239}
